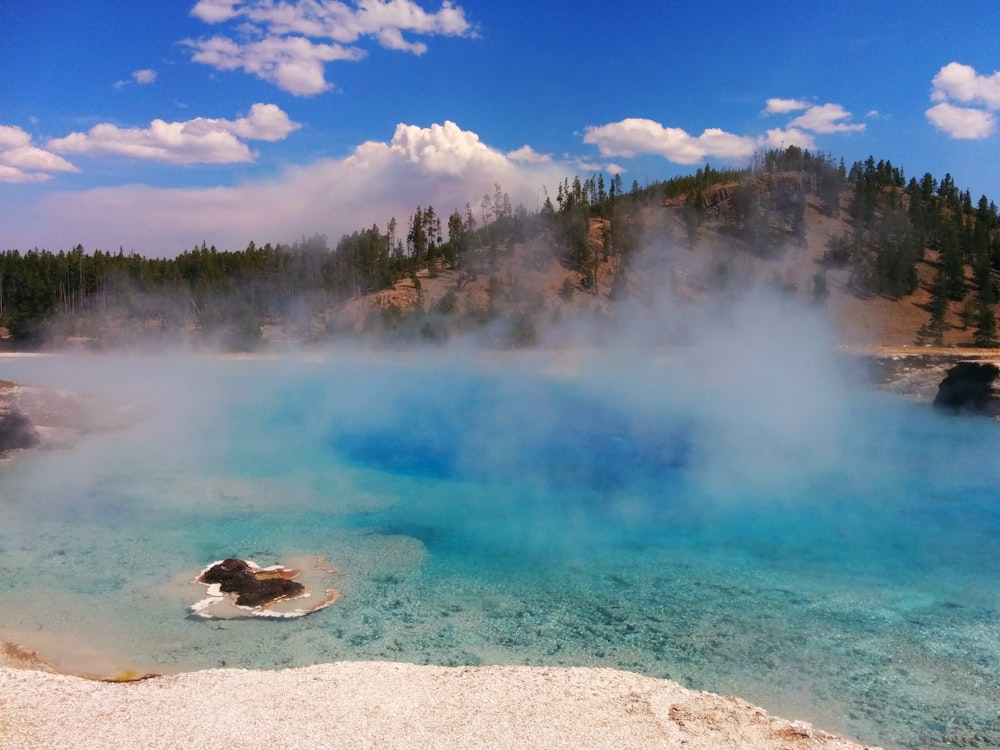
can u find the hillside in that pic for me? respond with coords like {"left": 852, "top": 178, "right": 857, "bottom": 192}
{"left": 335, "top": 174, "right": 991, "bottom": 350}
{"left": 2, "top": 148, "right": 998, "bottom": 352}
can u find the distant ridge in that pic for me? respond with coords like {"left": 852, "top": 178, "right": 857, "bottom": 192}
{"left": 1, "top": 148, "right": 998, "bottom": 352}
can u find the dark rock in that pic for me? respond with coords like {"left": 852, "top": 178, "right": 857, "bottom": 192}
{"left": 933, "top": 361, "right": 1000, "bottom": 414}
{"left": 0, "top": 410, "right": 40, "bottom": 453}
{"left": 198, "top": 558, "right": 305, "bottom": 608}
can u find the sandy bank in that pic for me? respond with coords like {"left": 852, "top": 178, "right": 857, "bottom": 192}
{"left": 0, "top": 661, "right": 880, "bottom": 750}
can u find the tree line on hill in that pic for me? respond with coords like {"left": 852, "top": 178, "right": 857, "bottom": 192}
{"left": 1, "top": 147, "right": 998, "bottom": 349}
{"left": 824, "top": 156, "right": 1000, "bottom": 345}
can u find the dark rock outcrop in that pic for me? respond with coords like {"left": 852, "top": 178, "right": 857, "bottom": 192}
{"left": 0, "top": 409, "right": 40, "bottom": 453}
{"left": 198, "top": 558, "right": 305, "bottom": 608}
{"left": 933, "top": 361, "right": 1000, "bottom": 414}
{"left": 191, "top": 557, "right": 340, "bottom": 619}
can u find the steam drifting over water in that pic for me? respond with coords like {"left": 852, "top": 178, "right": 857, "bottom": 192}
{"left": 1, "top": 300, "right": 999, "bottom": 749}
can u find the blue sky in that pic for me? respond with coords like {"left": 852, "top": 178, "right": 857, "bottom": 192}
{"left": 2, "top": 0, "right": 999, "bottom": 256}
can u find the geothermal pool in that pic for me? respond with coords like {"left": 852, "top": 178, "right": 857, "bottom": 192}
{"left": 1, "top": 349, "right": 998, "bottom": 749}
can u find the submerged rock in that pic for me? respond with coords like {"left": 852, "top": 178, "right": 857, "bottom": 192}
{"left": 932, "top": 361, "right": 1000, "bottom": 414}
{"left": 192, "top": 557, "right": 339, "bottom": 619}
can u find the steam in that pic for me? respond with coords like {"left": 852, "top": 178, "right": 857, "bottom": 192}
{"left": 3, "top": 223, "right": 997, "bottom": 750}
{"left": 0, "top": 186, "right": 899, "bottom": 590}
{"left": 1, "top": 220, "right": 871, "bottom": 527}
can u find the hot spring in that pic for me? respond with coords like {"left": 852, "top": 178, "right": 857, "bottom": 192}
{"left": 1, "top": 346, "right": 998, "bottom": 750}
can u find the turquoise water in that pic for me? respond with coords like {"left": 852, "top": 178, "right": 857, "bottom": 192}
{"left": 1, "top": 350, "right": 999, "bottom": 749}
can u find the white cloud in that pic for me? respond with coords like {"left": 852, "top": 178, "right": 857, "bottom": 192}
{"left": 375, "top": 27, "right": 427, "bottom": 54}
{"left": 763, "top": 98, "right": 810, "bottom": 114}
{"left": 191, "top": 0, "right": 241, "bottom": 23}
{"left": 583, "top": 119, "right": 763, "bottom": 165}
{"left": 2, "top": 145, "right": 79, "bottom": 173}
{"left": 925, "top": 102, "right": 996, "bottom": 140}
{"left": 114, "top": 68, "right": 159, "bottom": 90}
{"left": 586, "top": 98, "right": 862, "bottom": 165}
{"left": 6, "top": 121, "right": 566, "bottom": 254}
{"left": 366, "top": 120, "right": 509, "bottom": 176}
{"left": 224, "top": 0, "right": 474, "bottom": 43}
{"left": 787, "top": 103, "right": 865, "bottom": 133}
{"left": 572, "top": 159, "right": 625, "bottom": 175}
{"left": 0, "top": 165, "right": 50, "bottom": 184}
{"left": 0, "top": 125, "right": 31, "bottom": 150}
{"left": 186, "top": 35, "right": 365, "bottom": 96}
{"left": 227, "top": 102, "right": 302, "bottom": 141}
{"left": 760, "top": 127, "right": 818, "bottom": 152}
{"left": 762, "top": 100, "right": 865, "bottom": 134}
{"left": 926, "top": 62, "right": 1000, "bottom": 140}
{"left": 931, "top": 62, "right": 1000, "bottom": 108}
{"left": 45, "top": 104, "right": 301, "bottom": 164}
{"left": 186, "top": 0, "right": 474, "bottom": 95}
{"left": 507, "top": 145, "right": 551, "bottom": 163}
{"left": 0, "top": 125, "right": 79, "bottom": 183}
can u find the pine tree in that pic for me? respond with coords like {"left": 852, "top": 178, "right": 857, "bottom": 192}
{"left": 938, "top": 226, "right": 967, "bottom": 301}
{"left": 811, "top": 272, "right": 830, "bottom": 306}
{"left": 974, "top": 304, "right": 998, "bottom": 348}
{"left": 917, "top": 268, "right": 949, "bottom": 346}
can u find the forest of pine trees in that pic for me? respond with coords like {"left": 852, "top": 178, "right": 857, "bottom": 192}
{"left": 1, "top": 147, "right": 998, "bottom": 350}
{"left": 822, "top": 156, "right": 1000, "bottom": 346}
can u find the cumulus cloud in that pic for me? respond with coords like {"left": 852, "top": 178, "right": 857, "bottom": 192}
{"left": 585, "top": 97, "right": 862, "bottom": 165}
{"left": 226, "top": 102, "right": 302, "bottom": 141}
{"left": 926, "top": 62, "right": 1000, "bottom": 139}
{"left": 931, "top": 62, "right": 1000, "bottom": 108}
{"left": 45, "top": 104, "right": 301, "bottom": 164}
{"left": 363, "top": 120, "right": 509, "bottom": 176}
{"left": 762, "top": 100, "right": 865, "bottom": 134}
{"left": 186, "top": 0, "right": 474, "bottom": 95}
{"left": 507, "top": 145, "right": 551, "bottom": 163}
{"left": 787, "top": 103, "right": 865, "bottom": 133}
{"left": 583, "top": 119, "right": 758, "bottom": 165}
{"left": 0, "top": 125, "right": 79, "bottom": 183}
{"left": 5, "top": 121, "right": 566, "bottom": 254}
{"left": 186, "top": 35, "right": 365, "bottom": 96}
{"left": 925, "top": 102, "right": 996, "bottom": 140}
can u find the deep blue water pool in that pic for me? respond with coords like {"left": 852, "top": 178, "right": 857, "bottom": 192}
{"left": 1, "top": 350, "right": 998, "bottom": 749}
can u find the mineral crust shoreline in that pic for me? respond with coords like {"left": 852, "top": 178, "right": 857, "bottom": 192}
{"left": 0, "top": 660, "right": 881, "bottom": 750}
